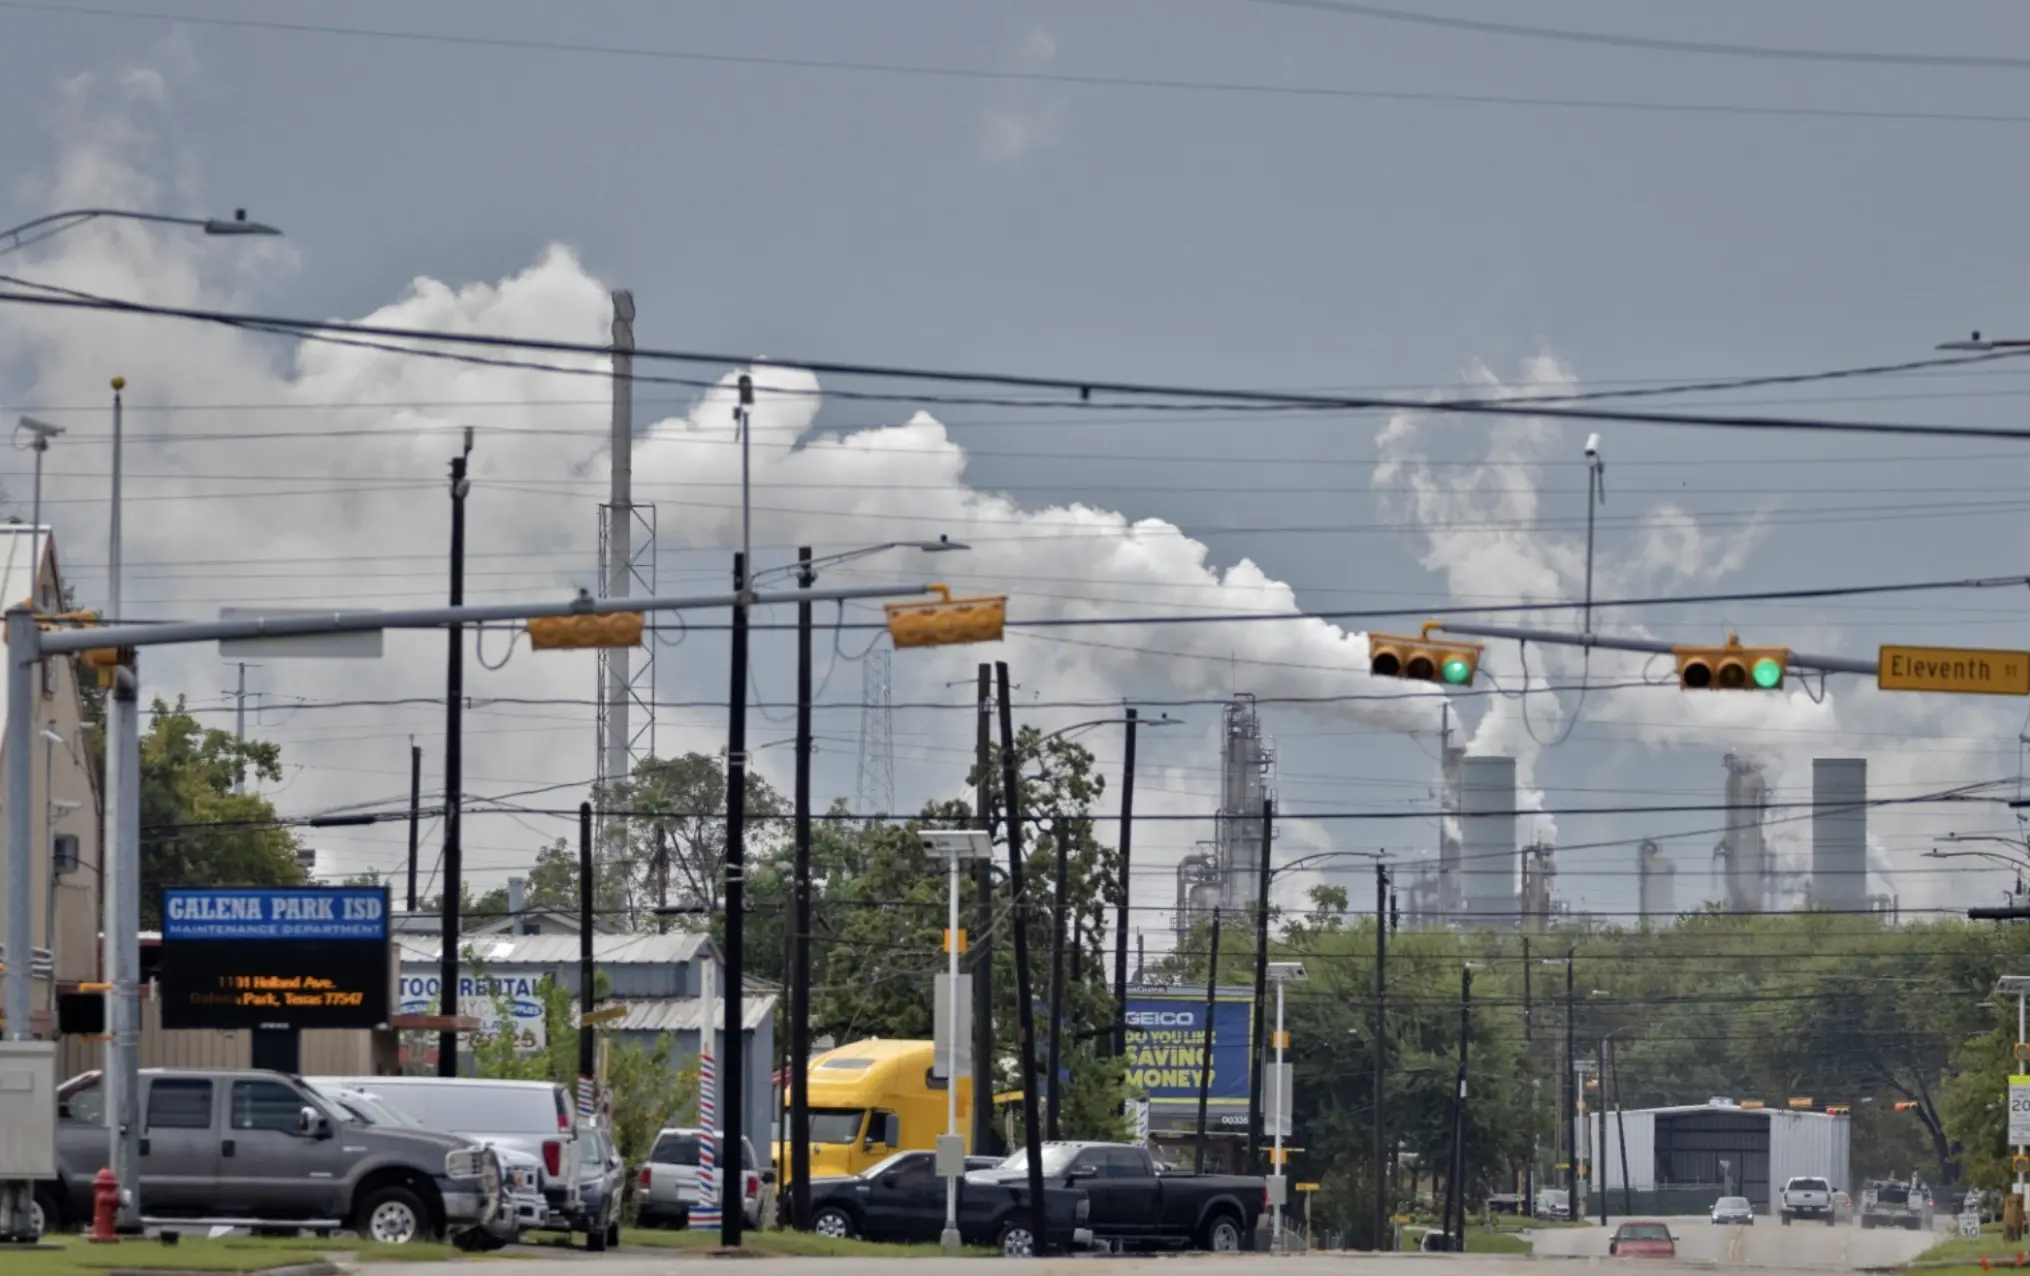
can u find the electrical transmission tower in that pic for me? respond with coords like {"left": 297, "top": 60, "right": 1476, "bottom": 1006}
{"left": 855, "top": 648, "right": 895, "bottom": 816}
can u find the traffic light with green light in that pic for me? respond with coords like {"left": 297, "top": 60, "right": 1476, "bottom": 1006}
{"left": 1369, "top": 627, "right": 1484, "bottom": 689}
{"left": 1673, "top": 635, "right": 1789, "bottom": 691}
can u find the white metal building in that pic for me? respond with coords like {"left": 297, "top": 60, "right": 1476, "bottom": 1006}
{"left": 1578, "top": 1098, "right": 1851, "bottom": 1214}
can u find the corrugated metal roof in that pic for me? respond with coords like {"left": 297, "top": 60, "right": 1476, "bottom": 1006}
{"left": 396, "top": 931, "right": 711, "bottom": 966}
{"left": 594, "top": 995, "right": 776, "bottom": 1034}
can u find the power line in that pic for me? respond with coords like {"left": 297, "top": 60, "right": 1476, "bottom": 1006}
{"left": 1239, "top": 0, "right": 2030, "bottom": 72}
{"left": 7, "top": 285, "right": 2030, "bottom": 443}
{"left": 7, "top": 0, "right": 2030, "bottom": 125}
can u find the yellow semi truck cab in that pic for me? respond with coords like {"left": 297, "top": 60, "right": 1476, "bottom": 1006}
{"left": 777, "top": 1038, "right": 974, "bottom": 1180}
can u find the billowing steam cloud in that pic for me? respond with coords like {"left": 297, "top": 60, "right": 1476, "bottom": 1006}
{"left": 1, "top": 52, "right": 2016, "bottom": 926}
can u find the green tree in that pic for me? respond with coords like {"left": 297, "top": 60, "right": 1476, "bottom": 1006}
{"left": 602, "top": 752, "right": 785, "bottom": 925}
{"left": 138, "top": 697, "right": 306, "bottom": 926}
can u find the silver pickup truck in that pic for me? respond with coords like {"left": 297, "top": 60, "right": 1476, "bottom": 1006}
{"left": 48, "top": 1068, "right": 506, "bottom": 1246}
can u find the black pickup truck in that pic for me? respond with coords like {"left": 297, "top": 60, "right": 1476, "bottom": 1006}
{"left": 968, "top": 1141, "right": 1266, "bottom": 1252}
{"left": 802, "top": 1150, "right": 1091, "bottom": 1255}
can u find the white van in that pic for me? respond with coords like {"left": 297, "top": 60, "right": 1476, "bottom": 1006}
{"left": 315, "top": 1077, "right": 585, "bottom": 1235}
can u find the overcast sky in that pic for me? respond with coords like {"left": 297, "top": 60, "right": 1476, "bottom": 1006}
{"left": 4, "top": 0, "right": 2030, "bottom": 944}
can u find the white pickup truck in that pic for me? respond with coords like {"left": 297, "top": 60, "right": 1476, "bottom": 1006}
{"left": 1779, "top": 1176, "right": 1835, "bottom": 1226}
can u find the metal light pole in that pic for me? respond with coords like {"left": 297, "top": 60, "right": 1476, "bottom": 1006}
{"left": 751, "top": 538, "right": 965, "bottom": 1227}
{"left": 1266, "top": 961, "right": 1306, "bottom": 1252}
{"left": 15, "top": 418, "right": 62, "bottom": 589}
{"left": 0, "top": 206, "right": 279, "bottom": 257}
{"left": 923, "top": 831, "right": 993, "bottom": 1250}
{"left": 1999, "top": 976, "right": 2030, "bottom": 1226}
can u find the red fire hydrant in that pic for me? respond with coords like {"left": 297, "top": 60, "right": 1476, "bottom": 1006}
{"left": 89, "top": 1167, "right": 120, "bottom": 1243}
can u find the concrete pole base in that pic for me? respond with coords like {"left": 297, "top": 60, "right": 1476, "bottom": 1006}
{"left": 940, "top": 1227, "right": 963, "bottom": 1251}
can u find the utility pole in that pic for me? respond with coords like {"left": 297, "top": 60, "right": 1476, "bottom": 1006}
{"left": 437, "top": 426, "right": 473, "bottom": 1078}
{"left": 229, "top": 662, "right": 258, "bottom": 788}
{"left": 994, "top": 661, "right": 1049, "bottom": 1253}
{"left": 105, "top": 663, "right": 140, "bottom": 1232}
{"left": 405, "top": 741, "right": 422, "bottom": 912}
{"left": 1523, "top": 936, "right": 1533, "bottom": 1215}
{"left": 1373, "top": 864, "right": 1389, "bottom": 1249}
{"left": 971, "top": 664, "right": 994, "bottom": 1153}
{"left": 1195, "top": 909, "right": 1222, "bottom": 1174}
{"left": 1046, "top": 813, "right": 1068, "bottom": 1140}
{"left": 1247, "top": 798, "right": 1273, "bottom": 1165}
{"left": 1610, "top": 1036, "right": 1631, "bottom": 1218}
{"left": 601, "top": 290, "right": 634, "bottom": 821}
{"left": 1564, "top": 950, "right": 1577, "bottom": 1213}
{"left": 789, "top": 546, "right": 813, "bottom": 1230}
{"left": 1112, "top": 708, "right": 1138, "bottom": 1056}
{"left": 721, "top": 550, "right": 750, "bottom": 1248}
{"left": 1446, "top": 966, "right": 1472, "bottom": 1251}
{"left": 577, "top": 801, "right": 595, "bottom": 1117}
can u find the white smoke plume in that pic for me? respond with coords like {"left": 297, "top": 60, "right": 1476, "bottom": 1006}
{"left": 2, "top": 52, "right": 2014, "bottom": 930}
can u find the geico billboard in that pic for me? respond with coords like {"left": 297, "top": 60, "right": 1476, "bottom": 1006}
{"left": 1122, "top": 991, "right": 1253, "bottom": 1103}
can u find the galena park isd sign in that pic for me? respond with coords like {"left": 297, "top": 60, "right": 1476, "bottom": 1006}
{"left": 160, "top": 886, "right": 393, "bottom": 1031}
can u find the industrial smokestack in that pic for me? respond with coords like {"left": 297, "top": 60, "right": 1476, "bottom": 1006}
{"left": 1637, "top": 840, "right": 1674, "bottom": 927}
{"left": 1811, "top": 759, "right": 1868, "bottom": 912}
{"left": 1457, "top": 756, "right": 1518, "bottom": 928}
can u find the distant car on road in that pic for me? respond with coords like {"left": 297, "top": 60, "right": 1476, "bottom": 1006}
{"left": 1712, "top": 1196, "right": 1755, "bottom": 1225}
{"left": 1608, "top": 1220, "right": 1678, "bottom": 1259}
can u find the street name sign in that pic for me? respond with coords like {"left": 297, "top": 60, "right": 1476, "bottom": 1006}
{"left": 1878, "top": 645, "right": 2030, "bottom": 696}
{"left": 218, "top": 607, "right": 385, "bottom": 659}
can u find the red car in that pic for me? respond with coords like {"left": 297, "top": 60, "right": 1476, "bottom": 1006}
{"left": 1609, "top": 1220, "right": 1678, "bottom": 1258}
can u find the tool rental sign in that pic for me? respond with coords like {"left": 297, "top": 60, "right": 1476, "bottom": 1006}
{"left": 1122, "top": 988, "right": 1254, "bottom": 1104}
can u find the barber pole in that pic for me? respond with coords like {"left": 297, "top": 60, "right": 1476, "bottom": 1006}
{"left": 693, "top": 1048, "right": 721, "bottom": 1228}
{"left": 577, "top": 1075, "right": 596, "bottom": 1124}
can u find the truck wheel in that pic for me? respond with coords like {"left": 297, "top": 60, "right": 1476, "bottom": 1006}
{"left": 998, "top": 1223, "right": 1036, "bottom": 1257}
{"left": 588, "top": 1220, "right": 608, "bottom": 1252}
{"left": 356, "top": 1184, "right": 433, "bottom": 1246}
{"left": 1200, "top": 1212, "right": 1244, "bottom": 1252}
{"left": 813, "top": 1207, "right": 855, "bottom": 1239}
{"left": 30, "top": 1186, "right": 59, "bottom": 1238}
{"left": 1782, "top": 1212, "right": 1792, "bottom": 1226}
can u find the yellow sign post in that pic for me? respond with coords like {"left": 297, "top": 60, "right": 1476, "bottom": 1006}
{"left": 1878, "top": 645, "right": 2030, "bottom": 696}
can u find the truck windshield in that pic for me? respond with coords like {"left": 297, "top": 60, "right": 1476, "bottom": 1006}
{"left": 997, "top": 1146, "right": 1081, "bottom": 1176}
{"left": 808, "top": 1109, "right": 866, "bottom": 1144}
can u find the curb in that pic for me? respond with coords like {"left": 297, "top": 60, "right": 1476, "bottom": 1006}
{"left": 103, "top": 1265, "right": 341, "bottom": 1276}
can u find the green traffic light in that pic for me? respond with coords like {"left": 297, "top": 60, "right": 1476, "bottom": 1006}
{"left": 1440, "top": 656, "right": 1472, "bottom": 686}
{"left": 1751, "top": 657, "right": 1783, "bottom": 689}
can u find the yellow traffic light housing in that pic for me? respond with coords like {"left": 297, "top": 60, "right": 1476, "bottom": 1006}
{"left": 1368, "top": 622, "right": 1483, "bottom": 688}
{"left": 79, "top": 646, "right": 133, "bottom": 687}
{"left": 1674, "top": 634, "right": 1789, "bottom": 691}
{"left": 526, "top": 612, "right": 645, "bottom": 651}
{"left": 885, "top": 585, "right": 1007, "bottom": 649}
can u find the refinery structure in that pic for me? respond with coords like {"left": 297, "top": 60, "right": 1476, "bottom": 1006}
{"left": 1169, "top": 696, "right": 1893, "bottom": 935}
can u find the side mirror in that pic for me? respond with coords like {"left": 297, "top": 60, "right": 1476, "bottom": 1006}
{"left": 761, "top": 1170, "right": 777, "bottom": 1186}
{"left": 57, "top": 1101, "right": 70, "bottom": 1120}
{"left": 1608, "top": 1242, "right": 1618, "bottom": 1255}
{"left": 297, "top": 1107, "right": 331, "bottom": 1139}
{"left": 884, "top": 1115, "right": 901, "bottom": 1147}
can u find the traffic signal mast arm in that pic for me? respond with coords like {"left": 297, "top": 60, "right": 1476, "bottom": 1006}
{"left": 30, "top": 582, "right": 941, "bottom": 656}
{"left": 1424, "top": 620, "right": 1880, "bottom": 679}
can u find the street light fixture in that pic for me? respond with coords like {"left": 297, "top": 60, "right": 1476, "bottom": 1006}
{"left": 0, "top": 206, "right": 281, "bottom": 257}
{"left": 919, "top": 829, "right": 993, "bottom": 1251}
{"left": 15, "top": 416, "right": 64, "bottom": 595}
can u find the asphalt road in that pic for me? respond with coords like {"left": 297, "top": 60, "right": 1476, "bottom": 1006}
{"left": 1530, "top": 1215, "right": 1943, "bottom": 1268}
{"left": 361, "top": 1216, "right": 1946, "bottom": 1276}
